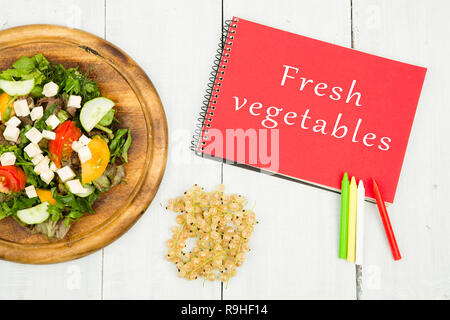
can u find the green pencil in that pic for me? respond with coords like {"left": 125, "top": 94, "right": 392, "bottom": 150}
{"left": 339, "top": 172, "right": 350, "bottom": 259}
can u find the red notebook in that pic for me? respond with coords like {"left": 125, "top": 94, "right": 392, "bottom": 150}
{"left": 193, "top": 17, "right": 427, "bottom": 204}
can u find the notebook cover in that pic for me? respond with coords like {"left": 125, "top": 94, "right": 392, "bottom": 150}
{"left": 197, "top": 17, "right": 427, "bottom": 203}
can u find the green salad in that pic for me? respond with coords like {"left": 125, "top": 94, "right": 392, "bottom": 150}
{"left": 0, "top": 54, "right": 131, "bottom": 238}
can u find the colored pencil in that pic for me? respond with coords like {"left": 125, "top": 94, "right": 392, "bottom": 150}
{"left": 372, "top": 179, "right": 402, "bottom": 261}
{"left": 347, "top": 176, "right": 357, "bottom": 262}
{"left": 338, "top": 173, "right": 350, "bottom": 259}
{"left": 355, "top": 180, "right": 365, "bottom": 265}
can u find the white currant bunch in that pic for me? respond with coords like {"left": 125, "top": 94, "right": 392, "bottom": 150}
{"left": 166, "top": 184, "right": 257, "bottom": 284}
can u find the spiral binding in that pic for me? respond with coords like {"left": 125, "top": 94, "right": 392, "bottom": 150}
{"left": 191, "top": 18, "right": 239, "bottom": 156}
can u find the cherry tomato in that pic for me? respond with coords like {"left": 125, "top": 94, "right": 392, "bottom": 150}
{"left": 0, "top": 165, "right": 26, "bottom": 193}
{"left": 48, "top": 120, "right": 82, "bottom": 168}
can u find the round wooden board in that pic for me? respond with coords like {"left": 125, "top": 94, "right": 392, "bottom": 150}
{"left": 0, "top": 25, "right": 168, "bottom": 264}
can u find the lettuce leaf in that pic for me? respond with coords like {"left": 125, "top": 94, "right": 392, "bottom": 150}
{"left": 109, "top": 129, "right": 132, "bottom": 163}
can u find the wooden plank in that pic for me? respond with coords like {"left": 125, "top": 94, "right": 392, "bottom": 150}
{"left": 222, "top": 0, "right": 356, "bottom": 299}
{"left": 0, "top": 0, "right": 105, "bottom": 299}
{"left": 102, "top": 0, "right": 222, "bottom": 299}
{"left": 353, "top": 0, "right": 450, "bottom": 299}
{"left": 0, "top": 0, "right": 105, "bottom": 37}
{"left": 0, "top": 252, "right": 103, "bottom": 299}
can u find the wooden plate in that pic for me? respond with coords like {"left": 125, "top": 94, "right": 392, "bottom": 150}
{"left": 0, "top": 25, "right": 168, "bottom": 264}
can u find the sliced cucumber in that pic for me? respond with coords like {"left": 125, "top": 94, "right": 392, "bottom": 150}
{"left": 17, "top": 202, "right": 49, "bottom": 225}
{"left": 80, "top": 97, "right": 115, "bottom": 132}
{"left": 0, "top": 79, "right": 34, "bottom": 96}
{"left": 73, "top": 184, "right": 95, "bottom": 198}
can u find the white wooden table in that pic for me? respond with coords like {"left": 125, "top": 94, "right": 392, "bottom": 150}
{"left": 0, "top": 0, "right": 449, "bottom": 300}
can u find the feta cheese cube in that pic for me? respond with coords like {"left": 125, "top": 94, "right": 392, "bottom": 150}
{"left": 0, "top": 152, "right": 16, "bottom": 166}
{"left": 25, "top": 127, "right": 43, "bottom": 144}
{"left": 78, "top": 145, "right": 92, "bottom": 163}
{"left": 13, "top": 99, "right": 30, "bottom": 117}
{"left": 36, "top": 155, "right": 50, "bottom": 166}
{"left": 5, "top": 116, "right": 21, "bottom": 127}
{"left": 31, "top": 154, "right": 44, "bottom": 165}
{"left": 25, "top": 185, "right": 38, "bottom": 198}
{"left": 34, "top": 156, "right": 50, "bottom": 175}
{"left": 79, "top": 134, "right": 91, "bottom": 146}
{"left": 3, "top": 126, "right": 20, "bottom": 142}
{"left": 24, "top": 143, "right": 42, "bottom": 158}
{"left": 42, "top": 130, "right": 56, "bottom": 140}
{"left": 30, "top": 106, "right": 44, "bottom": 121}
{"left": 49, "top": 161, "right": 57, "bottom": 172}
{"left": 45, "top": 114, "right": 60, "bottom": 129}
{"left": 66, "top": 179, "right": 85, "bottom": 194}
{"left": 72, "top": 140, "right": 83, "bottom": 152}
{"left": 42, "top": 81, "right": 59, "bottom": 97}
{"left": 40, "top": 170, "right": 54, "bottom": 184}
{"left": 56, "top": 166, "right": 75, "bottom": 182}
{"left": 67, "top": 95, "right": 82, "bottom": 108}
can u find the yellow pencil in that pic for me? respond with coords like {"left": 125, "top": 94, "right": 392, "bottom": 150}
{"left": 347, "top": 176, "right": 358, "bottom": 262}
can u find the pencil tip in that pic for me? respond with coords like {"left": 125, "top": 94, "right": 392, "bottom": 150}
{"left": 342, "top": 172, "right": 349, "bottom": 182}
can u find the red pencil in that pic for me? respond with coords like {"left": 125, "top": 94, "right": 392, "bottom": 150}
{"left": 372, "top": 179, "right": 402, "bottom": 261}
